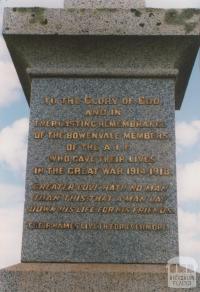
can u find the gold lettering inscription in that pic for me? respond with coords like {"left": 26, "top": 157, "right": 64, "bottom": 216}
{"left": 148, "top": 195, "right": 166, "bottom": 203}
{"left": 85, "top": 108, "right": 121, "bottom": 116}
{"left": 63, "top": 195, "right": 112, "bottom": 202}
{"left": 32, "top": 194, "right": 165, "bottom": 203}
{"left": 120, "top": 195, "right": 166, "bottom": 203}
{"left": 27, "top": 222, "right": 167, "bottom": 231}
{"left": 103, "top": 144, "right": 111, "bottom": 151}
{"left": 124, "top": 132, "right": 168, "bottom": 140}
{"left": 33, "top": 167, "right": 45, "bottom": 175}
{"left": 138, "top": 96, "right": 160, "bottom": 105}
{"left": 47, "top": 167, "right": 65, "bottom": 175}
{"left": 31, "top": 183, "right": 169, "bottom": 192}
{"left": 43, "top": 96, "right": 161, "bottom": 106}
{"left": 32, "top": 167, "right": 170, "bottom": 176}
{"left": 30, "top": 92, "right": 173, "bottom": 236}
{"left": 44, "top": 96, "right": 57, "bottom": 105}
{"left": 47, "top": 131, "right": 168, "bottom": 140}
{"left": 48, "top": 155, "right": 155, "bottom": 164}
{"left": 32, "top": 194, "right": 62, "bottom": 201}
{"left": 31, "top": 183, "right": 98, "bottom": 191}
{"left": 33, "top": 119, "right": 166, "bottom": 128}
{"left": 48, "top": 131, "right": 120, "bottom": 140}
{"left": 127, "top": 155, "right": 156, "bottom": 163}
{"left": 33, "top": 167, "right": 65, "bottom": 175}
{"left": 80, "top": 144, "right": 99, "bottom": 151}
{"left": 84, "top": 96, "right": 117, "bottom": 105}
{"left": 149, "top": 168, "right": 171, "bottom": 176}
{"left": 66, "top": 144, "right": 77, "bottom": 151}
{"left": 127, "top": 168, "right": 171, "bottom": 176}
{"left": 49, "top": 155, "right": 96, "bottom": 163}
{"left": 60, "top": 97, "right": 80, "bottom": 105}
{"left": 100, "top": 168, "right": 123, "bottom": 175}
{"left": 66, "top": 168, "right": 170, "bottom": 176}
{"left": 27, "top": 205, "right": 174, "bottom": 214}
{"left": 34, "top": 131, "right": 45, "bottom": 139}
{"left": 68, "top": 168, "right": 97, "bottom": 175}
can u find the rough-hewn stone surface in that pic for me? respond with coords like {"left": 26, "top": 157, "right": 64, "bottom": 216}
{"left": 3, "top": 7, "right": 200, "bottom": 36}
{"left": 3, "top": 7, "right": 200, "bottom": 108}
{"left": 64, "top": 0, "right": 145, "bottom": 9}
{"left": 0, "top": 263, "right": 199, "bottom": 292}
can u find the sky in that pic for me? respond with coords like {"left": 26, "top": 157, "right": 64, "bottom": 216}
{"left": 0, "top": 0, "right": 200, "bottom": 270}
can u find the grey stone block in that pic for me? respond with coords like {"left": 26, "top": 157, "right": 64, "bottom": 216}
{"left": 0, "top": 263, "right": 200, "bottom": 292}
{"left": 3, "top": 7, "right": 200, "bottom": 36}
{"left": 21, "top": 78, "right": 178, "bottom": 263}
{"left": 64, "top": 0, "right": 146, "bottom": 9}
{"left": 3, "top": 7, "right": 200, "bottom": 108}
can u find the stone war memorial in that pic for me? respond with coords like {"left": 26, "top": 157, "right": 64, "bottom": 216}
{"left": 1, "top": 0, "right": 200, "bottom": 291}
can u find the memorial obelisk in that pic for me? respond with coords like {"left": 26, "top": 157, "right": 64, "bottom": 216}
{"left": 1, "top": 0, "right": 200, "bottom": 291}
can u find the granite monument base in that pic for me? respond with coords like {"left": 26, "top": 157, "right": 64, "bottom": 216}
{"left": 0, "top": 263, "right": 199, "bottom": 291}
